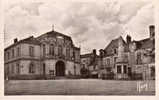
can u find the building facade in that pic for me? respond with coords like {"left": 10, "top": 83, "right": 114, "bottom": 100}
{"left": 4, "top": 30, "right": 81, "bottom": 79}
{"left": 80, "top": 49, "right": 99, "bottom": 78}
{"left": 128, "top": 25, "right": 155, "bottom": 80}
{"left": 98, "top": 36, "right": 129, "bottom": 79}
{"left": 98, "top": 25, "right": 155, "bottom": 80}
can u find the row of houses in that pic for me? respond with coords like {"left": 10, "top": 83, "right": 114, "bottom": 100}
{"left": 81, "top": 25, "right": 155, "bottom": 80}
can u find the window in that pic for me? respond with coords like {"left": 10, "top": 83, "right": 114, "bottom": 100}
{"left": 83, "top": 59, "right": 86, "bottom": 63}
{"left": 74, "top": 65, "right": 76, "bottom": 75}
{"left": 114, "top": 57, "right": 117, "bottom": 63}
{"left": 43, "top": 44, "right": 46, "bottom": 56}
{"left": 16, "top": 63, "right": 20, "bottom": 74}
{"left": 66, "top": 48, "right": 70, "bottom": 58}
{"left": 58, "top": 45, "right": 62, "bottom": 56}
{"left": 151, "top": 67, "right": 155, "bottom": 77}
{"left": 29, "top": 46, "right": 34, "bottom": 57}
{"left": 6, "top": 65, "right": 9, "bottom": 75}
{"left": 107, "top": 58, "right": 110, "bottom": 66}
{"left": 73, "top": 51, "right": 75, "bottom": 59}
{"left": 12, "top": 49, "right": 15, "bottom": 58}
{"left": 49, "top": 44, "right": 54, "bottom": 56}
{"left": 11, "top": 64, "right": 14, "bottom": 74}
{"left": 93, "top": 65, "right": 96, "bottom": 70}
{"left": 7, "top": 52, "right": 10, "bottom": 60}
{"left": 16, "top": 47, "right": 20, "bottom": 57}
{"left": 137, "top": 52, "right": 142, "bottom": 64}
{"left": 106, "top": 67, "right": 111, "bottom": 72}
{"left": 43, "top": 63, "right": 46, "bottom": 75}
{"left": 114, "top": 48, "right": 117, "bottom": 54}
{"left": 123, "top": 65, "right": 127, "bottom": 74}
{"left": 117, "top": 65, "right": 122, "bottom": 73}
{"left": 29, "top": 63, "right": 35, "bottom": 73}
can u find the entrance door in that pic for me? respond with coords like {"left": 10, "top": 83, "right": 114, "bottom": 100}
{"left": 55, "top": 61, "right": 65, "bottom": 76}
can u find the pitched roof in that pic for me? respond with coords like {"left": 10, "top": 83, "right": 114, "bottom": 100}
{"left": 37, "top": 30, "right": 72, "bottom": 42}
{"left": 5, "top": 30, "right": 76, "bottom": 51}
{"left": 133, "top": 38, "right": 154, "bottom": 50}
{"left": 5, "top": 36, "right": 40, "bottom": 51}
{"left": 104, "top": 38, "right": 119, "bottom": 51}
{"left": 104, "top": 36, "right": 126, "bottom": 50}
{"left": 80, "top": 53, "right": 92, "bottom": 58}
{"left": 104, "top": 36, "right": 128, "bottom": 55}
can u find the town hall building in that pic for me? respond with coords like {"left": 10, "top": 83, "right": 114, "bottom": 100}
{"left": 4, "top": 30, "right": 81, "bottom": 79}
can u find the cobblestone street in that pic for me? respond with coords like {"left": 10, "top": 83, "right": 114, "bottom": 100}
{"left": 5, "top": 79, "right": 155, "bottom": 95}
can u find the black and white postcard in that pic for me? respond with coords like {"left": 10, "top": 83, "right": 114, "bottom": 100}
{"left": 1, "top": 0, "right": 159, "bottom": 99}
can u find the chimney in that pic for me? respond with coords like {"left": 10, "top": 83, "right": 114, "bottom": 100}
{"left": 14, "top": 38, "right": 18, "bottom": 43}
{"left": 93, "top": 49, "right": 96, "bottom": 55}
{"left": 149, "top": 25, "right": 155, "bottom": 38}
{"left": 126, "top": 35, "right": 131, "bottom": 44}
{"left": 99, "top": 49, "right": 104, "bottom": 58}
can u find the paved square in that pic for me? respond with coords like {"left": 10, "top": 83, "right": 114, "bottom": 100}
{"left": 5, "top": 79, "right": 155, "bottom": 95}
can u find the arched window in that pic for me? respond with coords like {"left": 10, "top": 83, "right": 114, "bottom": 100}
{"left": 49, "top": 44, "right": 54, "bottom": 56}
{"left": 58, "top": 45, "right": 62, "bottom": 56}
{"left": 29, "top": 62, "right": 35, "bottom": 73}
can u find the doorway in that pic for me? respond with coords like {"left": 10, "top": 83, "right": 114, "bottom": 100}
{"left": 55, "top": 61, "right": 65, "bottom": 76}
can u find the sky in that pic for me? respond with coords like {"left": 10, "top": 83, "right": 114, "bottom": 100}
{"left": 4, "top": 0, "right": 154, "bottom": 54}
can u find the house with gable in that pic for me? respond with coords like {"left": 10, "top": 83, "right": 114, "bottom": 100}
{"left": 98, "top": 36, "right": 129, "bottom": 79}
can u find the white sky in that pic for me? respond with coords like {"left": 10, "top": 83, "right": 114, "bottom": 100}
{"left": 4, "top": 0, "right": 154, "bottom": 54}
